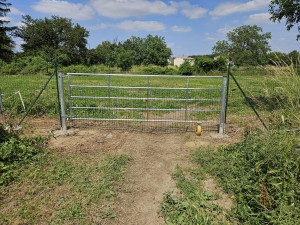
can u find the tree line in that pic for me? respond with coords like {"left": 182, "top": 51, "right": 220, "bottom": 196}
{"left": 0, "top": 0, "right": 299, "bottom": 71}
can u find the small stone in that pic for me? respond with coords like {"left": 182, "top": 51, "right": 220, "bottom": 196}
{"left": 106, "top": 133, "right": 113, "bottom": 139}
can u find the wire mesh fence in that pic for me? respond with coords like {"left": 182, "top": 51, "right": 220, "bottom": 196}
{"left": 226, "top": 67, "right": 300, "bottom": 133}
{"left": 0, "top": 73, "right": 61, "bottom": 129}
{"left": 63, "top": 73, "right": 226, "bottom": 132}
{"left": 1, "top": 66, "right": 298, "bottom": 133}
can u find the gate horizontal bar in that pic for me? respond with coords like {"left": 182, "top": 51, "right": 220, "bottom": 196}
{"left": 71, "top": 95, "right": 221, "bottom": 102}
{"left": 72, "top": 106, "right": 219, "bottom": 112}
{"left": 67, "top": 73, "right": 224, "bottom": 78}
{"left": 70, "top": 85, "right": 221, "bottom": 91}
{"left": 70, "top": 117, "right": 219, "bottom": 123}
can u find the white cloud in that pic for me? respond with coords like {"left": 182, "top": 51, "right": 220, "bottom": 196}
{"left": 113, "top": 20, "right": 166, "bottom": 31}
{"left": 0, "top": 16, "right": 11, "bottom": 22}
{"left": 171, "top": 1, "right": 207, "bottom": 19}
{"left": 90, "top": 0, "right": 177, "bottom": 19}
{"left": 210, "top": 0, "right": 270, "bottom": 17}
{"left": 171, "top": 25, "right": 191, "bottom": 32}
{"left": 32, "top": 0, "right": 95, "bottom": 20}
{"left": 205, "top": 37, "right": 216, "bottom": 41}
{"left": 10, "top": 7, "right": 25, "bottom": 15}
{"left": 218, "top": 25, "right": 234, "bottom": 34}
{"left": 89, "top": 23, "right": 108, "bottom": 30}
{"left": 246, "top": 13, "right": 272, "bottom": 25}
{"left": 167, "top": 42, "right": 175, "bottom": 48}
{"left": 13, "top": 21, "right": 26, "bottom": 27}
{"left": 13, "top": 39, "right": 25, "bottom": 53}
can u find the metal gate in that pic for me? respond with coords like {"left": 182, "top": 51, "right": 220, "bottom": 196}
{"left": 58, "top": 73, "right": 227, "bottom": 133}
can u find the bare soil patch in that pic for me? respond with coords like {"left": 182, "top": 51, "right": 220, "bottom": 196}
{"left": 47, "top": 129, "right": 237, "bottom": 224}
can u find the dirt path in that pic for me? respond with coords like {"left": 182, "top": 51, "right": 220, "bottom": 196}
{"left": 49, "top": 129, "right": 235, "bottom": 225}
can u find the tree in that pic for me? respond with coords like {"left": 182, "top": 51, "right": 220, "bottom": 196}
{"left": 116, "top": 48, "right": 134, "bottom": 71}
{"left": 15, "top": 15, "right": 89, "bottom": 65}
{"left": 269, "top": 0, "right": 300, "bottom": 40}
{"left": 123, "top": 36, "right": 144, "bottom": 65}
{"left": 140, "top": 35, "right": 172, "bottom": 66}
{"left": 213, "top": 25, "right": 271, "bottom": 66}
{"left": 0, "top": 0, "right": 15, "bottom": 62}
{"left": 288, "top": 50, "right": 299, "bottom": 65}
{"left": 267, "top": 51, "right": 289, "bottom": 65}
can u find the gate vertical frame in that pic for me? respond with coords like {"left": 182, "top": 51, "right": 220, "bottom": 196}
{"left": 67, "top": 73, "right": 73, "bottom": 119}
{"left": 108, "top": 75, "right": 111, "bottom": 119}
{"left": 58, "top": 71, "right": 67, "bottom": 131}
{"left": 147, "top": 76, "right": 150, "bottom": 120}
{"left": 185, "top": 77, "right": 190, "bottom": 121}
{"left": 219, "top": 76, "right": 227, "bottom": 133}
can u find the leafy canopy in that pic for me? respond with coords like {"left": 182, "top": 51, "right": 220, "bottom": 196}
{"left": 14, "top": 15, "right": 89, "bottom": 65}
{"left": 89, "top": 35, "right": 172, "bottom": 67}
{"left": 213, "top": 25, "right": 271, "bottom": 66}
{"left": 0, "top": 0, "right": 15, "bottom": 62}
{"left": 269, "top": 0, "right": 300, "bottom": 40}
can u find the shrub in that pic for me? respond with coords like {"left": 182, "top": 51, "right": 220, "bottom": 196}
{"left": 178, "top": 61, "right": 193, "bottom": 75}
{"left": 142, "top": 66, "right": 178, "bottom": 75}
{"left": 0, "top": 126, "right": 47, "bottom": 186}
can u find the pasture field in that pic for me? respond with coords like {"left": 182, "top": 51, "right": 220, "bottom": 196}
{"left": 2, "top": 68, "right": 298, "bottom": 130}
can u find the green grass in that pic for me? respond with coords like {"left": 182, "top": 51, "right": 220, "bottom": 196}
{"left": 0, "top": 126, "right": 131, "bottom": 224}
{"left": 1, "top": 65, "right": 299, "bottom": 130}
{"left": 160, "top": 166, "right": 229, "bottom": 225}
{"left": 193, "top": 131, "right": 300, "bottom": 224}
{"left": 160, "top": 131, "right": 300, "bottom": 224}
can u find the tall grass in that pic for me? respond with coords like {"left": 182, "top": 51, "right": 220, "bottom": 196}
{"left": 194, "top": 131, "right": 300, "bottom": 224}
{"left": 257, "top": 60, "right": 300, "bottom": 129}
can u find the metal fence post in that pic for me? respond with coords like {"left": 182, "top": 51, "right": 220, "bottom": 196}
{"left": 58, "top": 71, "right": 67, "bottom": 131}
{"left": 219, "top": 76, "right": 227, "bottom": 133}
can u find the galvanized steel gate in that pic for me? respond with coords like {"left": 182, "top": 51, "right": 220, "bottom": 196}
{"left": 58, "top": 73, "right": 227, "bottom": 133}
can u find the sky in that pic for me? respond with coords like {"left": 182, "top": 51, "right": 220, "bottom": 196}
{"left": 3, "top": 0, "right": 300, "bottom": 57}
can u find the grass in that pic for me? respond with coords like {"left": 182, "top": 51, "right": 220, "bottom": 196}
{"left": 0, "top": 126, "right": 131, "bottom": 224}
{"left": 192, "top": 131, "right": 300, "bottom": 224}
{"left": 1, "top": 64, "right": 299, "bottom": 130}
{"left": 160, "top": 166, "right": 230, "bottom": 225}
{"left": 160, "top": 131, "right": 300, "bottom": 224}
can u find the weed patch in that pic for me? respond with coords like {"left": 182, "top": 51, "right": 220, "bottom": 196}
{"left": 0, "top": 126, "right": 47, "bottom": 186}
{"left": 160, "top": 166, "right": 230, "bottom": 225}
{"left": 0, "top": 127, "right": 131, "bottom": 224}
{"left": 194, "top": 131, "right": 300, "bottom": 224}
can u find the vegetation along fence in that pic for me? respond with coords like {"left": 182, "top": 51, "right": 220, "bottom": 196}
{"left": 1, "top": 65, "right": 298, "bottom": 133}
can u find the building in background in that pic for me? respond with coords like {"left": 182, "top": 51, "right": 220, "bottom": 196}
{"left": 174, "top": 57, "right": 195, "bottom": 67}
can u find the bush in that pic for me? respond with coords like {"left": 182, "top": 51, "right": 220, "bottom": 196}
{"left": 142, "top": 66, "right": 178, "bottom": 75}
{"left": 178, "top": 61, "right": 193, "bottom": 75}
{"left": 116, "top": 49, "right": 134, "bottom": 71}
{"left": 0, "top": 126, "right": 47, "bottom": 186}
{"left": 0, "top": 56, "right": 48, "bottom": 75}
{"left": 194, "top": 56, "right": 227, "bottom": 73}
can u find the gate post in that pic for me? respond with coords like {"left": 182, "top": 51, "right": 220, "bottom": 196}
{"left": 219, "top": 76, "right": 227, "bottom": 133}
{"left": 58, "top": 71, "right": 67, "bottom": 131}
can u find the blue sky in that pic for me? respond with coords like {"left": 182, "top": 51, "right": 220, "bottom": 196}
{"left": 4, "top": 0, "right": 299, "bottom": 57}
